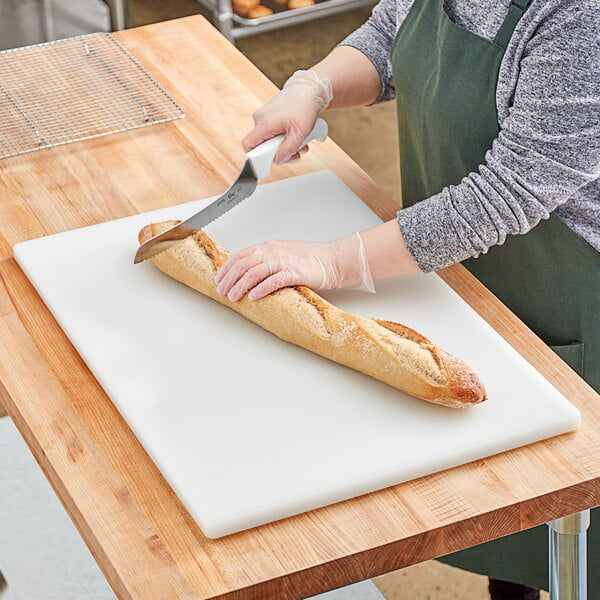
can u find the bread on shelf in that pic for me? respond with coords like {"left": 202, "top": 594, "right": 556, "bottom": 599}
{"left": 288, "top": 0, "right": 315, "bottom": 9}
{"left": 247, "top": 5, "right": 274, "bottom": 17}
{"left": 232, "top": 0, "right": 260, "bottom": 16}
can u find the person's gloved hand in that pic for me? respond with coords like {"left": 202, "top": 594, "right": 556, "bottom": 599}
{"left": 242, "top": 70, "right": 333, "bottom": 165}
{"left": 215, "top": 232, "right": 375, "bottom": 301}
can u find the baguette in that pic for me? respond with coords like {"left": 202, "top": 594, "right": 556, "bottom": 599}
{"left": 138, "top": 221, "right": 486, "bottom": 408}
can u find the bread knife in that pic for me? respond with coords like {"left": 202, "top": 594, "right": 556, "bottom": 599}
{"left": 134, "top": 118, "right": 328, "bottom": 264}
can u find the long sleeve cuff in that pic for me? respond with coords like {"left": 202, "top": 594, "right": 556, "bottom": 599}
{"left": 396, "top": 193, "right": 476, "bottom": 273}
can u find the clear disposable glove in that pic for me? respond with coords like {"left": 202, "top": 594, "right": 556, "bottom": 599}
{"left": 214, "top": 232, "right": 375, "bottom": 302}
{"left": 242, "top": 70, "right": 333, "bottom": 165}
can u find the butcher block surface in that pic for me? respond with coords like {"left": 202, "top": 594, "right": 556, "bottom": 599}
{"left": 2, "top": 16, "right": 599, "bottom": 600}
{"left": 14, "top": 170, "right": 580, "bottom": 538}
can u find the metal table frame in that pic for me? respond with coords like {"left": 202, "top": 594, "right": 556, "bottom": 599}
{"left": 40, "top": 0, "right": 128, "bottom": 40}
{"left": 548, "top": 511, "right": 591, "bottom": 599}
{"left": 106, "top": 0, "right": 127, "bottom": 31}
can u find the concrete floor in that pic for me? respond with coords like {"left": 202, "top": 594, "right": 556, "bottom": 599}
{"left": 0, "top": 2, "right": 550, "bottom": 599}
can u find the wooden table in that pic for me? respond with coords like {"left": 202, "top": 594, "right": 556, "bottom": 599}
{"left": 0, "top": 15, "right": 598, "bottom": 600}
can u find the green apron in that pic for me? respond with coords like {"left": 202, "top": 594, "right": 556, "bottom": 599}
{"left": 391, "top": 0, "right": 600, "bottom": 591}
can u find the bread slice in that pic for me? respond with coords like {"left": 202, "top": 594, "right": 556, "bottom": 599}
{"left": 139, "top": 221, "right": 486, "bottom": 408}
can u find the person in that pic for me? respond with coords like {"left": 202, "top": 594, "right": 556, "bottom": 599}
{"left": 214, "top": 1, "right": 600, "bottom": 598}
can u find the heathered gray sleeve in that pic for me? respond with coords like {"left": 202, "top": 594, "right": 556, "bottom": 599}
{"left": 338, "top": 0, "right": 408, "bottom": 102}
{"left": 396, "top": 1, "right": 600, "bottom": 271}
{"left": 339, "top": 0, "right": 600, "bottom": 271}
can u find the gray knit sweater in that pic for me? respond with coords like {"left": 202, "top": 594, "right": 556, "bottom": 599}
{"left": 340, "top": 0, "right": 600, "bottom": 272}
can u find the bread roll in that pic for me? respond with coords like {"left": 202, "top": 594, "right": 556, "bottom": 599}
{"left": 288, "top": 0, "right": 315, "bottom": 8}
{"left": 232, "top": 0, "right": 259, "bottom": 16}
{"left": 138, "top": 222, "right": 486, "bottom": 408}
{"left": 248, "top": 5, "right": 273, "bottom": 17}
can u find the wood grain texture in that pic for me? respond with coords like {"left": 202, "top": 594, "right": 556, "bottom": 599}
{"left": 0, "top": 15, "right": 598, "bottom": 600}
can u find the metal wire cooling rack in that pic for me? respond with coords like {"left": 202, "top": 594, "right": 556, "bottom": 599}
{"left": 0, "top": 33, "right": 185, "bottom": 159}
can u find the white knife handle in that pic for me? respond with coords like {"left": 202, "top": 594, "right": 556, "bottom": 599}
{"left": 246, "top": 118, "right": 328, "bottom": 180}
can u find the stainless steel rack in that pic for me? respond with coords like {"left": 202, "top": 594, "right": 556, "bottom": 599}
{"left": 0, "top": 33, "right": 184, "bottom": 159}
{"left": 195, "top": 0, "right": 376, "bottom": 42}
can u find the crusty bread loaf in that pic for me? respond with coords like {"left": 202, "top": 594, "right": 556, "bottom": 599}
{"left": 139, "top": 221, "right": 486, "bottom": 408}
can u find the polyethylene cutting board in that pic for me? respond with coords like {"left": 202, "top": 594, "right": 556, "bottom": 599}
{"left": 15, "top": 170, "right": 580, "bottom": 539}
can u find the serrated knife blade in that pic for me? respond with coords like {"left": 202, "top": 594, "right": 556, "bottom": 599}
{"left": 134, "top": 118, "right": 328, "bottom": 264}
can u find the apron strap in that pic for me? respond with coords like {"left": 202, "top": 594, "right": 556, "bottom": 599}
{"left": 494, "top": 0, "right": 532, "bottom": 49}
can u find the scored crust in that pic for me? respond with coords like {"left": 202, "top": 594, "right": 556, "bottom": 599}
{"left": 139, "top": 222, "right": 486, "bottom": 408}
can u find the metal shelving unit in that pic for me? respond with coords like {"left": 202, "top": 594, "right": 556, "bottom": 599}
{"left": 42, "top": 0, "right": 373, "bottom": 44}
{"left": 196, "top": 0, "right": 376, "bottom": 42}
{"left": 39, "top": 0, "right": 128, "bottom": 39}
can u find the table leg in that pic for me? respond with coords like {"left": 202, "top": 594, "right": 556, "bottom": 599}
{"left": 216, "top": 0, "right": 235, "bottom": 43}
{"left": 106, "top": 0, "right": 128, "bottom": 31}
{"left": 547, "top": 510, "right": 590, "bottom": 599}
{"left": 40, "top": 0, "right": 55, "bottom": 41}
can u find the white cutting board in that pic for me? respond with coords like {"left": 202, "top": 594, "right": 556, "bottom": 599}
{"left": 14, "top": 170, "right": 580, "bottom": 539}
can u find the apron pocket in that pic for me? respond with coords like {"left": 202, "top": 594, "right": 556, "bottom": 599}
{"left": 549, "top": 341, "right": 584, "bottom": 376}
